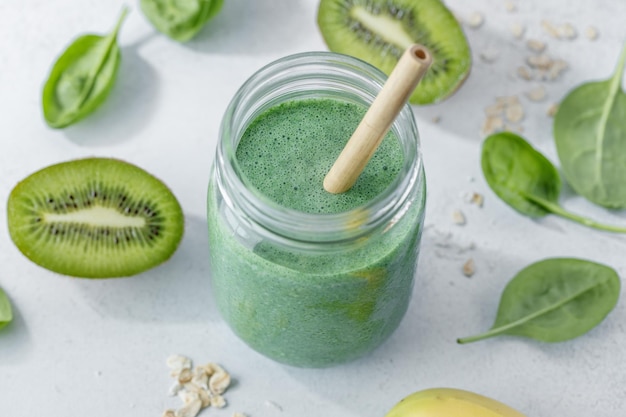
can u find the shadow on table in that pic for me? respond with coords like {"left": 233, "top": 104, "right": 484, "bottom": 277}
{"left": 63, "top": 34, "right": 160, "bottom": 147}
{"left": 0, "top": 303, "right": 33, "bottom": 364}
{"left": 72, "top": 214, "right": 220, "bottom": 323}
{"left": 274, "top": 244, "right": 528, "bottom": 416}
{"left": 183, "top": 0, "right": 314, "bottom": 56}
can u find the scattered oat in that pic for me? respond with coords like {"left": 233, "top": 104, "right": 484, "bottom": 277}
{"left": 452, "top": 209, "right": 466, "bottom": 225}
{"left": 504, "top": 1, "right": 516, "bottom": 12}
{"left": 505, "top": 103, "right": 525, "bottom": 123}
{"left": 496, "top": 95, "right": 520, "bottom": 105}
{"left": 178, "top": 368, "right": 193, "bottom": 384}
{"left": 485, "top": 102, "right": 504, "bottom": 117}
{"left": 526, "top": 85, "right": 547, "bottom": 102}
{"left": 481, "top": 116, "right": 504, "bottom": 136}
{"left": 191, "top": 367, "right": 209, "bottom": 390}
{"left": 197, "top": 388, "right": 211, "bottom": 408}
{"left": 179, "top": 391, "right": 200, "bottom": 406}
{"left": 469, "top": 192, "right": 484, "bottom": 207}
{"left": 163, "top": 357, "right": 234, "bottom": 417}
{"left": 199, "top": 363, "right": 221, "bottom": 376}
{"left": 541, "top": 20, "right": 560, "bottom": 38}
{"left": 169, "top": 383, "right": 184, "bottom": 397}
{"left": 233, "top": 413, "right": 248, "bottom": 417}
{"left": 558, "top": 23, "right": 577, "bottom": 40}
{"left": 526, "top": 54, "right": 552, "bottom": 70}
{"left": 176, "top": 399, "right": 202, "bottom": 417}
{"left": 463, "top": 259, "right": 476, "bottom": 277}
{"left": 517, "top": 66, "right": 532, "bottom": 81}
{"left": 585, "top": 26, "right": 599, "bottom": 40}
{"left": 265, "top": 400, "right": 284, "bottom": 411}
{"left": 431, "top": 116, "right": 441, "bottom": 124}
{"left": 480, "top": 49, "right": 499, "bottom": 63}
{"left": 548, "top": 59, "right": 568, "bottom": 80}
{"left": 211, "top": 395, "right": 227, "bottom": 409}
{"left": 167, "top": 355, "right": 192, "bottom": 371}
{"left": 526, "top": 39, "right": 546, "bottom": 53}
{"left": 209, "top": 368, "right": 231, "bottom": 395}
{"left": 541, "top": 19, "right": 577, "bottom": 40}
{"left": 547, "top": 103, "right": 559, "bottom": 117}
{"left": 467, "top": 12, "right": 484, "bottom": 29}
{"left": 520, "top": 55, "right": 568, "bottom": 82}
{"left": 510, "top": 23, "right": 525, "bottom": 39}
{"left": 184, "top": 382, "right": 203, "bottom": 395}
{"left": 482, "top": 96, "right": 526, "bottom": 136}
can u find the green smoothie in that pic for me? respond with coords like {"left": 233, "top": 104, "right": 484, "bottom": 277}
{"left": 207, "top": 97, "right": 424, "bottom": 367}
{"left": 235, "top": 99, "right": 403, "bottom": 213}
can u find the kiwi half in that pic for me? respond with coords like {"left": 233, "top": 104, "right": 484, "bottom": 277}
{"left": 317, "top": 0, "right": 471, "bottom": 104}
{"left": 7, "top": 158, "right": 184, "bottom": 278}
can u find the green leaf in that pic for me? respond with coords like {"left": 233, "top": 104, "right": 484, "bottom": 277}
{"left": 0, "top": 287, "right": 13, "bottom": 331}
{"left": 481, "top": 132, "right": 626, "bottom": 233}
{"left": 554, "top": 43, "right": 626, "bottom": 208}
{"left": 140, "top": 0, "right": 224, "bottom": 42}
{"left": 42, "top": 7, "right": 129, "bottom": 128}
{"left": 458, "top": 258, "right": 621, "bottom": 344}
{"left": 481, "top": 132, "right": 561, "bottom": 218}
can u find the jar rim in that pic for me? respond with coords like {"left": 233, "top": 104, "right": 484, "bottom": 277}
{"left": 215, "top": 51, "right": 423, "bottom": 244}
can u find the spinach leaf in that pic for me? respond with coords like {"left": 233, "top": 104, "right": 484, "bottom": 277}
{"left": 42, "top": 7, "right": 129, "bottom": 129}
{"left": 0, "top": 287, "right": 12, "bottom": 331}
{"left": 482, "top": 131, "right": 560, "bottom": 218}
{"left": 140, "top": 0, "right": 224, "bottom": 42}
{"left": 458, "top": 258, "right": 620, "bottom": 344}
{"left": 554, "top": 44, "right": 626, "bottom": 208}
{"left": 482, "top": 132, "right": 626, "bottom": 233}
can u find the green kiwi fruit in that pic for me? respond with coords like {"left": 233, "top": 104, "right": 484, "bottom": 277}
{"left": 317, "top": 0, "right": 471, "bottom": 104}
{"left": 7, "top": 158, "right": 184, "bottom": 278}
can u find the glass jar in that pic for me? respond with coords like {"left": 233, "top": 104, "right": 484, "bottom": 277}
{"left": 207, "top": 52, "right": 426, "bottom": 368}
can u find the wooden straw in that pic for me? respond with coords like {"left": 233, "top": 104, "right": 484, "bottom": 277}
{"left": 323, "top": 44, "right": 432, "bottom": 194}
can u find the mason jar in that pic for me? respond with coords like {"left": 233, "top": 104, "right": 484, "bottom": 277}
{"left": 207, "top": 52, "right": 426, "bottom": 368}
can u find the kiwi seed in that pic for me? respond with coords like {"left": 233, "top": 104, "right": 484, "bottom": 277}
{"left": 7, "top": 158, "right": 184, "bottom": 278}
{"left": 317, "top": 0, "right": 472, "bottom": 104}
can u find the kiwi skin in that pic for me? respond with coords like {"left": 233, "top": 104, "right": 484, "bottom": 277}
{"left": 7, "top": 158, "right": 184, "bottom": 278}
{"left": 317, "top": 0, "right": 472, "bottom": 105}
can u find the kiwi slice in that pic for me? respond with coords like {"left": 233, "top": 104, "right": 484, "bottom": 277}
{"left": 7, "top": 158, "right": 184, "bottom": 278}
{"left": 317, "top": 0, "right": 471, "bottom": 104}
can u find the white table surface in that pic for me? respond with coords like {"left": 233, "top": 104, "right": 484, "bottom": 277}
{"left": 1, "top": 0, "right": 625, "bottom": 416}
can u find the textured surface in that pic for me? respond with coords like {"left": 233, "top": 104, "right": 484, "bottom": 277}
{"left": 236, "top": 98, "right": 403, "bottom": 213}
{"left": 1, "top": 0, "right": 625, "bottom": 416}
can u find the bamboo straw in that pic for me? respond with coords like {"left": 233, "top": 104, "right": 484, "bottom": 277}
{"left": 323, "top": 45, "right": 432, "bottom": 194}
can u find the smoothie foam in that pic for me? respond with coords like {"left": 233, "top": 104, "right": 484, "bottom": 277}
{"left": 235, "top": 98, "right": 403, "bottom": 214}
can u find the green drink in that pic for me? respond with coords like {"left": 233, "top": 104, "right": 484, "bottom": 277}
{"left": 207, "top": 53, "right": 425, "bottom": 367}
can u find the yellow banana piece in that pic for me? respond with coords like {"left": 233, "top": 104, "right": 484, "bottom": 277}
{"left": 385, "top": 388, "right": 527, "bottom": 417}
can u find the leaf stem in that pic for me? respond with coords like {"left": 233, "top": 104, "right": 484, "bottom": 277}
{"left": 524, "top": 194, "right": 626, "bottom": 234}
{"left": 113, "top": 6, "right": 131, "bottom": 37}
{"left": 457, "top": 318, "right": 527, "bottom": 344}
{"left": 457, "top": 299, "right": 564, "bottom": 344}
{"left": 614, "top": 41, "right": 626, "bottom": 86}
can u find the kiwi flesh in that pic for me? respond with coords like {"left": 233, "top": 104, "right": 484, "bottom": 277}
{"left": 317, "top": 0, "right": 471, "bottom": 104}
{"left": 7, "top": 158, "right": 184, "bottom": 278}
